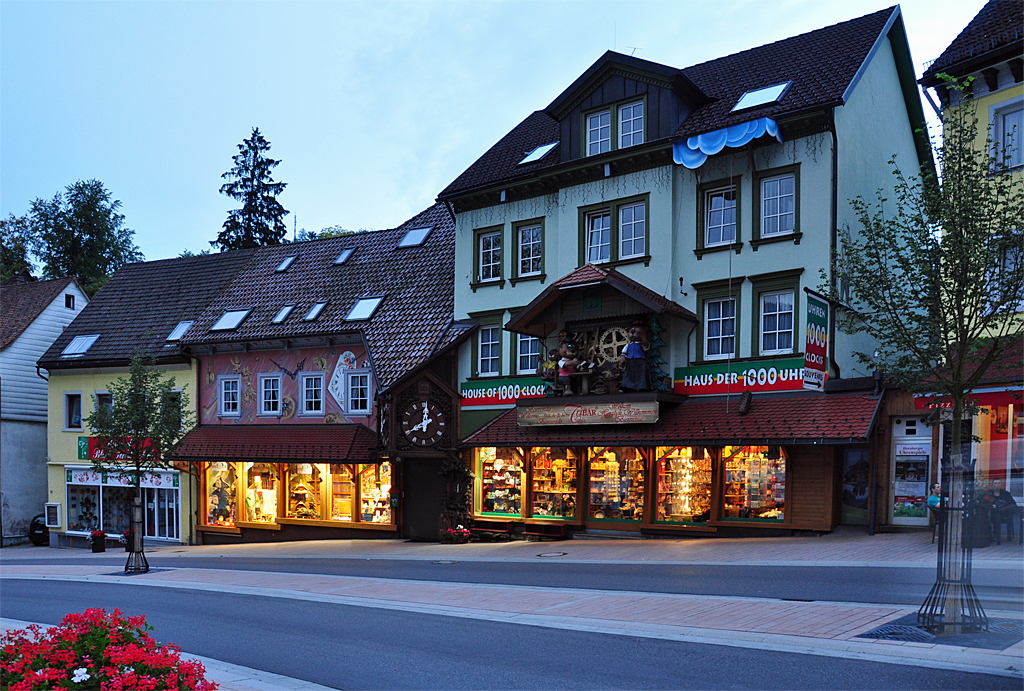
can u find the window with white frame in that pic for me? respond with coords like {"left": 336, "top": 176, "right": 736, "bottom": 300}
{"left": 619, "top": 101, "right": 643, "bottom": 148}
{"left": 300, "top": 373, "right": 325, "bottom": 415}
{"left": 518, "top": 224, "right": 542, "bottom": 277}
{"left": 346, "top": 371, "right": 371, "bottom": 415}
{"left": 760, "top": 174, "right": 795, "bottom": 236}
{"left": 479, "top": 326, "right": 501, "bottom": 376}
{"left": 997, "top": 104, "right": 1023, "bottom": 169}
{"left": 479, "top": 230, "right": 501, "bottom": 282}
{"left": 587, "top": 110, "right": 611, "bottom": 155}
{"left": 259, "top": 374, "right": 282, "bottom": 416}
{"left": 705, "top": 187, "right": 737, "bottom": 246}
{"left": 760, "top": 290, "right": 795, "bottom": 355}
{"left": 704, "top": 298, "right": 736, "bottom": 360}
{"left": 218, "top": 376, "right": 241, "bottom": 417}
{"left": 586, "top": 211, "right": 611, "bottom": 263}
{"left": 64, "top": 392, "right": 83, "bottom": 429}
{"left": 517, "top": 334, "right": 541, "bottom": 374}
{"left": 619, "top": 202, "right": 645, "bottom": 259}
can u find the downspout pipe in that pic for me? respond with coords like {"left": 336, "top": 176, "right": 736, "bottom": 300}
{"left": 828, "top": 110, "right": 841, "bottom": 380}
{"left": 36, "top": 365, "right": 48, "bottom": 382}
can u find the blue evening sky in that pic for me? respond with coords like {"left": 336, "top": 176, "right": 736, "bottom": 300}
{"left": 1, "top": 1, "right": 983, "bottom": 263}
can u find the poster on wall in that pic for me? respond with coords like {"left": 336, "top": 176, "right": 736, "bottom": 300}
{"left": 893, "top": 456, "right": 929, "bottom": 518}
{"left": 803, "top": 290, "right": 829, "bottom": 391}
{"left": 841, "top": 448, "right": 869, "bottom": 525}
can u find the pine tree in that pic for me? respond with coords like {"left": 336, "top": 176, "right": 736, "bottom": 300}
{"left": 213, "top": 128, "right": 289, "bottom": 251}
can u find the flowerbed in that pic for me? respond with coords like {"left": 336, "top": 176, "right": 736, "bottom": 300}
{"left": 438, "top": 525, "right": 471, "bottom": 543}
{"left": 0, "top": 608, "right": 217, "bottom": 690}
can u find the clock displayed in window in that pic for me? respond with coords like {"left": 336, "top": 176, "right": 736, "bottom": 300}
{"left": 401, "top": 400, "right": 446, "bottom": 447}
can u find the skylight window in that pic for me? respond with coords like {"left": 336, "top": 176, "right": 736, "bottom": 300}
{"left": 166, "top": 321, "right": 194, "bottom": 342}
{"left": 731, "top": 82, "right": 791, "bottom": 112}
{"left": 61, "top": 334, "right": 99, "bottom": 357}
{"left": 304, "top": 301, "right": 328, "bottom": 321}
{"left": 275, "top": 255, "right": 297, "bottom": 272}
{"left": 210, "top": 309, "right": 250, "bottom": 331}
{"left": 345, "top": 296, "right": 384, "bottom": 321}
{"left": 272, "top": 305, "right": 295, "bottom": 324}
{"left": 333, "top": 248, "right": 355, "bottom": 265}
{"left": 398, "top": 226, "right": 433, "bottom": 248}
{"left": 518, "top": 142, "right": 558, "bottom": 165}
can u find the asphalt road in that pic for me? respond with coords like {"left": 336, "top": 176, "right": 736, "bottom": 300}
{"left": 1, "top": 579, "right": 1017, "bottom": 691}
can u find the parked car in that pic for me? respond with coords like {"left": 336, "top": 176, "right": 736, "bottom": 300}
{"left": 28, "top": 514, "right": 49, "bottom": 546}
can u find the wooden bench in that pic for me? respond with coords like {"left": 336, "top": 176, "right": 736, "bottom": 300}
{"left": 523, "top": 522, "right": 568, "bottom": 540}
{"left": 470, "top": 520, "right": 514, "bottom": 535}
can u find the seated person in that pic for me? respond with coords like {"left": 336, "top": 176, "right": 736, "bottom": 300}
{"left": 927, "top": 483, "right": 942, "bottom": 509}
{"left": 987, "top": 478, "right": 1018, "bottom": 542}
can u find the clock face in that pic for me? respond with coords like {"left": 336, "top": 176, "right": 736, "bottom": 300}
{"left": 401, "top": 400, "right": 446, "bottom": 447}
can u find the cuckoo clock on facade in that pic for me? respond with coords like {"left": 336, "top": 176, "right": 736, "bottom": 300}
{"left": 401, "top": 399, "right": 446, "bottom": 447}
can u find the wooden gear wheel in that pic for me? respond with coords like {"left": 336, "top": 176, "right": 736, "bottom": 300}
{"left": 596, "top": 327, "right": 630, "bottom": 366}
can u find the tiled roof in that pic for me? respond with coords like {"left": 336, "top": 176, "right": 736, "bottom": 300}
{"left": 551, "top": 263, "right": 610, "bottom": 288}
{"left": 433, "top": 319, "right": 478, "bottom": 354}
{"left": 182, "top": 203, "right": 455, "bottom": 391}
{"left": 462, "top": 392, "right": 880, "bottom": 446}
{"left": 439, "top": 7, "right": 900, "bottom": 198}
{"left": 38, "top": 251, "right": 253, "bottom": 368}
{"left": 0, "top": 276, "right": 76, "bottom": 350}
{"left": 921, "top": 0, "right": 1024, "bottom": 84}
{"left": 172, "top": 424, "right": 377, "bottom": 461}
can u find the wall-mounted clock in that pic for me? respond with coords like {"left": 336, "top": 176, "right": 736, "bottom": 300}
{"left": 401, "top": 400, "right": 446, "bottom": 447}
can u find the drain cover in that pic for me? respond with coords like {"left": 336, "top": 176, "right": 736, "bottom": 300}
{"left": 537, "top": 552, "right": 568, "bottom": 558}
{"left": 859, "top": 624, "right": 936, "bottom": 643}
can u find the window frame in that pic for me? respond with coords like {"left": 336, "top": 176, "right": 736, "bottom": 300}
{"left": 468, "top": 311, "right": 505, "bottom": 379}
{"left": 511, "top": 218, "right": 545, "bottom": 285}
{"left": 693, "top": 278, "right": 744, "bottom": 364}
{"left": 577, "top": 194, "right": 650, "bottom": 268}
{"left": 618, "top": 100, "right": 644, "bottom": 149}
{"left": 695, "top": 176, "right": 743, "bottom": 259}
{"left": 992, "top": 98, "right": 1024, "bottom": 171}
{"left": 258, "top": 373, "right": 283, "bottom": 417}
{"left": 704, "top": 297, "right": 738, "bottom": 362}
{"left": 757, "top": 290, "right": 797, "bottom": 357}
{"left": 751, "top": 164, "right": 801, "bottom": 249}
{"left": 344, "top": 370, "right": 372, "bottom": 416}
{"left": 217, "top": 375, "right": 242, "bottom": 418}
{"left": 514, "top": 333, "right": 542, "bottom": 376}
{"left": 582, "top": 95, "right": 648, "bottom": 157}
{"left": 298, "top": 372, "right": 326, "bottom": 417}
{"left": 65, "top": 294, "right": 75, "bottom": 310}
{"left": 471, "top": 225, "right": 505, "bottom": 291}
{"left": 585, "top": 108, "right": 611, "bottom": 156}
{"left": 750, "top": 269, "right": 804, "bottom": 359}
{"left": 64, "top": 391, "right": 83, "bottom": 431}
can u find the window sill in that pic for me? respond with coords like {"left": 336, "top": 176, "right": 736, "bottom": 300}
{"left": 509, "top": 273, "right": 546, "bottom": 287}
{"left": 297, "top": 412, "right": 324, "bottom": 419}
{"left": 235, "top": 521, "right": 282, "bottom": 531}
{"left": 257, "top": 412, "right": 282, "bottom": 418}
{"left": 750, "top": 232, "right": 802, "bottom": 251}
{"left": 62, "top": 428, "right": 84, "bottom": 433}
{"left": 197, "top": 524, "right": 242, "bottom": 534}
{"left": 694, "top": 242, "right": 743, "bottom": 259}
{"left": 276, "top": 517, "right": 396, "bottom": 530}
{"left": 343, "top": 411, "right": 371, "bottom": 417}
{"left": 578, "top": 255, "right": 652, "bottom": 270}
{"left": 470, "top": 279, "right": 505, "bottom": 293}
{"left": 693, "top": 352, "right": 804, "bottom": 366}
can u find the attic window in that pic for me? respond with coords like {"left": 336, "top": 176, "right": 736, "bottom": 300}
{"left": 519, "top": 142, "right": 558, "bottom": 165}
{"left": 166, "top": 321, "right": 194, "bottom": 342}
{"left": 210, "top": 309, "right": 250, "bottom": 331}
{"left": 398, "top": 226, "right": 432, "bottom": 248}
{"left": 731, "top": 82, "right": 791, "bottom": 112}
{"left": 272, "top": 304, "right": 295, "bottom": 324}
{"left": 61, "top": 334, "right": 99, "bottom": 357}
{"left": 304, "top": 301, "right": 328, "bottom": 321}
{"left": 333, "top": 248, "right": 355, "bottom": 265}
{"left": 65, "top": 294, "right": 75, "bottom": 309}
{"left": 345, "top": 296, "right": 383, "bottom": 321}
{"left": 276, "top": 255, "right": 297, "bottom": 272}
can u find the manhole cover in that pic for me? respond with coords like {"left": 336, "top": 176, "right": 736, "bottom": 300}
{"left": 537, "top": 552, "right": 568, "bottom": 558}
{"left": 431, "top": 560, "right": 456, "bottom": 565}
{"left": 859, "top": 624, "right": 936, "bottom": 643}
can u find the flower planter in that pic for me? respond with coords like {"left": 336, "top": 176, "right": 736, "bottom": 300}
{"left": 91, "top": 541, "right": 106, "bottom": 553}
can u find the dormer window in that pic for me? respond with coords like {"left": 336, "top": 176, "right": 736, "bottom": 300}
{"left": 345, "top": 296, "right": 384, "bottom": 321}
{"left": 272, "top": 304, "right": 295, "bottom": 324}
{"left": 619, "top": 102, "right": 643, "bottom": 148}
{"left": 398, "top": 226, "right": 432, "bottom": 248}
{"left": 211, "top": 309, "right": 250, "bottom": 331}
{"left": 275, "top": 255, "right": 297, "bottom": 272}
{"left": 333, "top": 248, "right": 355, "bottom": 265}
{"left": 731, "top": 82, "right": 791, "bottom": 112}
{"left": 303, "top": 301, "right": 327, "bottom": 321}
{"left": 586, "top": 100, "right": 644, "bottom": 156}
{"left": 166, "top": 321, "right": 193, "bottom": 342}
{"left": 587, "top": 111, "right": 611, "bottom": 155}
{"left": 61, "top": 334, "right": 99, "bottom": 357}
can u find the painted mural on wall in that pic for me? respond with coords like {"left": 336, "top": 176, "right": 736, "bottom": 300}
{"left": 200, "top": 346, "right": 374, "bottom": 428}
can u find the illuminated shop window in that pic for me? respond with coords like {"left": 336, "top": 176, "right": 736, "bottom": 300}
{"left": 531, "top": 447, "right": 579, "bottom": 519}
{"left": 721, "top": 446, "right": 786, "bottom": 521}
{"left": 206, "top": 462, "right": 237, "bottom": 527}
{"left": 244, "top": 462, "right": 278, "bottom": 523}
{"left": 656, "top": 447, "right": 712, "bottom": 524}
{"left": 477, "top": 447, "right": 524, "bottom": 517}
{"left": 359, "top": 462, "right": 392, "bottom": 523}
{"left": 66, "top": 485, "right": 100, "bottom": 532}
{"left": 329, "top": 464, "right": 356, "bottom": 521}
{"left": 287, "top": 463, "right": 323, "bottom": 519}
{"left": 588, "top": 447, "right": 645, "bottom": 521}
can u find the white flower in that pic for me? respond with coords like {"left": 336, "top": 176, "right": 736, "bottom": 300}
{"left": 72, "top": 668, "right": 90, "bottom": 683}
{"left": 456, "top": 525, "right": 464, "bottom": 530}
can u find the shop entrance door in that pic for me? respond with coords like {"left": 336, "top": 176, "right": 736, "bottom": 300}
{"left": 890, "top": 416, "right": 931, "bottom": 526}
{"left": 143, "top": 487, "right": 179, "bottom": 539}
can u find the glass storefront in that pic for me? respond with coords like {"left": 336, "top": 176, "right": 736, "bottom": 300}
{"left": 206, "top": 461, "right": 238, "bottom": 526}
{"left": 531, "top": 448, "right": 579, "bottom": 519}
{"left": 721, "top": 446, "right": 786, "bottom": 521}
{"left": 65, "top": 467, "right": 181, "bottom": 539}
{"left": 67, "top": 484, "right": 100, "bottom": 532}
{"left": 478, "top": 447, "right": 525, "bottom": 516}
{"left": 359, "top": 463, "right": 392, "bottom": 523}
{"left": 244, "top": 462, "right": 279, "bottom": 523}
{"left": 330, "top": 464, "right": 355, "bottom": 521}
{"left": 656, "top": 446, "right": 712, "bottom": 524}
{"left": 287, "top": 463, "right": 323, "bottom": 519}
{"left": 588, "top": 447, "right": 645, "bottom": 521}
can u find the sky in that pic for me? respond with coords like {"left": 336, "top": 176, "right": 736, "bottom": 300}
{"left": 1, "top": 0, "right": 986, "bottom": 264}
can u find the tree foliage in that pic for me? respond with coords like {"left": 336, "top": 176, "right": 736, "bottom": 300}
{"left": 0, "top": 213, "right": 33, "bottom": 279}
{"left": 27, "top": 180, "right": 144, "bottom": 296}
{"left": 213, "top": 128, "right": 289, "bottom": 251}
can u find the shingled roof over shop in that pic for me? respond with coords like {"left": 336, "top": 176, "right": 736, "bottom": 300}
{"left": 462, "top": 392, "right": 881, "bottom": 446}
{"left": 182, "top": 203, "right": 456, "bottom": 391}
{"left": 38, "top": 251, "right": 254, "bottom": 369}
{"left": 172, "top": 424, "right": 377, "bottom": 462}
{"left": 1, "top": 275, "right": 78, "bottom": 351}
{"left": 920, "top": 0, "right": 1024, "bottom": 85}
{"left": 440, "top": 6, "right": 912, "bottom": 199}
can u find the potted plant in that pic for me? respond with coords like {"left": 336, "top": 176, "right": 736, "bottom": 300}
{"left": 118, "top": 529, "right": 135, "bottom": 552}
{"left": 439, "top": 525, "right": 471, "bottom": 544}
{"left": 87, "top": 530, "right": 106, "bottom": 553}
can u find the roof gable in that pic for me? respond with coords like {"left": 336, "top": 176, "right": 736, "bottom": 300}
{"left": 921, "top": 0, "right": 1024, "bottom": 84}
{"left": 0, "top": 276, "right": 79, "bottom": 350}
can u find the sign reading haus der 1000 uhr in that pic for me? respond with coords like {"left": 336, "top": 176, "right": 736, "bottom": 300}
{"left": 674, "top": 356, "right": 826, "bottom": 396}
{"left": 517, "top": 401, "right": 660, "bottom": 426}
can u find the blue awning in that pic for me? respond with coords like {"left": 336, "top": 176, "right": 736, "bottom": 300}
{"left": 673, "top": 118, "right": 782, "bottom": 169}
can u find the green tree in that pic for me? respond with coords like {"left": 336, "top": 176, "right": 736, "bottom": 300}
{"left": 85, "top": 355, "right": 195, "bottom": 573}
{"left": 27, "top": 180, "right": 143, "bottom": 295}
{"left": 213, "top": 128, "right": 289, "bottom": 251}
{"left": 830, "top": 81, "right": 1023, "bottom": 632}
{"left": 0, "top": 213, "right": 33, "bottom": 279}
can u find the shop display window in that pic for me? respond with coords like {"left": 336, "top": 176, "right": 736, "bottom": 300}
{"left": 66, "top": 485, "right": 100, "bottom": 532}
{"left": 287, "top": 463, "right": 323, "bottom": 519}
{"left": 330, "top": 464, "right": 355, "bottom": 521}
{"left": 721, "top": 446, "right": 786, "bottom": 521}
{"left": 588, "top": 447, "right": 645, "bottom": 521}
{"left": 977, "top": 404, "right": 1023, "bottom": 499}
{"left": 655, "top": 447, "right": 712, "bottom": 524}
{"left": 244, "top": 462, "right": 279, "bottom": 523}
{"left": 206, "top": 462, "right": 237, "bottom": 526}
{"left": 531, "top": 447, "right": 579, "bottom": 519}
{"left": 359, "top": 462, "right": 392, "bottom": 523}
{"left": 478, "top": 447, "right": 524, "bottom": 516}
{"left": 102, "top": 486, "right": 134, "bottom": 535}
